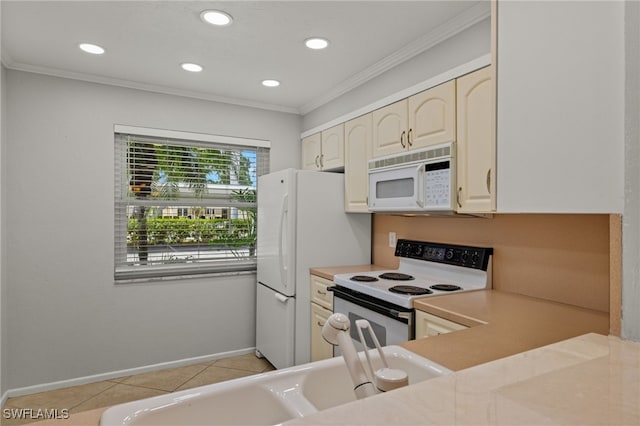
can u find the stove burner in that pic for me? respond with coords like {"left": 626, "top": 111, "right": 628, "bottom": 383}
{"left": 389, "top": 285, "right": 433, "bottom": 295}
{"left": 379, "top": 272, "right": 414, "bottom": 281}
{"left": 350, "top": 275, "right": 379, "bottom": 282}
{"left": 430, "top": 284, "right": 462, "bottom": 292}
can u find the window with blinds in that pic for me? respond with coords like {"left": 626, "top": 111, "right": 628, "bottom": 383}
{"left": 114, "top": 126, "right": 270, "bottom": 281}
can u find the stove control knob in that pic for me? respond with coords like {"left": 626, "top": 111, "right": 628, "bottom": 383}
{"left": 413, "top": 245, "right": 423, "bottom": 257}
{"left": 461, "top": 251, "right": 469, "bottom": 262}
{"left": 471, "top": 252, "right": 480, "bottom": 264}
{"left": 445, "top": 249, "right": 454, "bottom": 260}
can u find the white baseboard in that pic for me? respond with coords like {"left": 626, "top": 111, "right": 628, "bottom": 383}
{"left": 1, "top": 390, "right": 8, "bottom": 408}
{"left": 5, "top": 347, "right": 256, "bottom": 399}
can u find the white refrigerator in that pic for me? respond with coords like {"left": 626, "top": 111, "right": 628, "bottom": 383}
{"left": 256, "top": 169, "right": 371, "bottom": 369}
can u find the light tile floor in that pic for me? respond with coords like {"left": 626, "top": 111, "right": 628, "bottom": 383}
{"left": 1, "top": 353, "right": 274, "bottom": 426}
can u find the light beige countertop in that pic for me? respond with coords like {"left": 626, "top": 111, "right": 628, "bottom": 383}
{"left": 286, "top": 333, "right": 640, "bottom": 425}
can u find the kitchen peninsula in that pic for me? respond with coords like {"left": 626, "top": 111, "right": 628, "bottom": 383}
{"left": 295, "top": 265, "right": 620, "bottom": 425}
{"left": 286, "top": 333, "right": 638, "bottom": 425}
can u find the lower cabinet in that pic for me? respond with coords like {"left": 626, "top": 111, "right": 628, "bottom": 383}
{"left": 415, "top": 310, "right": 468, "bottom": 338}
{"left": 310, "top": 274, "right": 335, "bottom": 362}
{"left": 310, "top": 302, "right": 334, "bottom": 361}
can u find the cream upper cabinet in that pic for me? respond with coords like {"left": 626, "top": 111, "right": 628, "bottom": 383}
{"left": 320, "top": 124, "right": 345, "bottom": 171}
{"left": 301, "top": 132, "right": 322, "bottom": 170}
{"left": 456, "top": 66, "right": 495, "bottom": 213}
{"left": 344, "top": 114, "right": 372, "bottom": 213}
{"left": 372, "top": 81, "right": 456, "bottom": 158}
{"left": 301, "top": 126, "right": 344, "bottom": 171}
{"left": 408, "top": 80, "right": 456, "bottom": 151}
{"left": 372, "top": 100, "right": 407, "bottom": 158}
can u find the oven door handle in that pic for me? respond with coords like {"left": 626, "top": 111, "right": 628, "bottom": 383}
{"left": 392, "top": 310, "right": 412, "bottom": 320}
{"left": 331, "top": 286, "right": 412, "bottom": 323}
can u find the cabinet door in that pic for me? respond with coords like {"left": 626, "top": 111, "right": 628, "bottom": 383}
{"left": 310, "top": 303, "right": 334, "bottom": 362}
{"left": 415, "top": 310, "right": 467, "bottom": 339}
{"left": 372, "top": 100, "right": 407, "bottom": 158}
{"left": 456, "top": 66, "right": 495, "bottom": 213}
{"left": 320, "top": 124, "right": 345, "bottom": 170}
{"left": 301, "top": 133, "right": 322, "bottom": 170}
{"left": 344, "top": 114, "right": 372, "bottom": 213}
{"left": 408, "top": 80, "right": 456, "bottom": 150}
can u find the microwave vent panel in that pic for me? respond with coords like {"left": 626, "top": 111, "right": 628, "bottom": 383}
{"left": 369, "top": 144, "right": 452, "bottom": 171}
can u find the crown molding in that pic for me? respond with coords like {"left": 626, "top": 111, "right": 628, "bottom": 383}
{"left": 299, "top": 2, "right": 491, "bottom": 115}
{"left": 1, "top": 56, "right": 300, "bottom": 115}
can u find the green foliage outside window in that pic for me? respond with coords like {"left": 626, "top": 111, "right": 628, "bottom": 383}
{"left": 127, "top": 217, "right": 254, "bottom": 247}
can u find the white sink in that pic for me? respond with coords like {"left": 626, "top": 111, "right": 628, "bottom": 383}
{"left": 301, "top": 348, "right": 450, "bottom": 411}
{"left": 100, "top": 346, "right": 451, "bottom": 426}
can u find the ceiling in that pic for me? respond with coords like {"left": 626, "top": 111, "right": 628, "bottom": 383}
{"left": 1, "top": 1, "right": 488, "bottom": 114}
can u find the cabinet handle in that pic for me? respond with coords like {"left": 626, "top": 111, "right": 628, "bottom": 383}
{"left": 457, "top": 187, "right": 463, "bottom": 208}
{"left": 317, "top": 321, "right": 325, "bottom": 327}
{"left": 320, "top": 154, "right": 324, "bottom": 168}
{"left": 486, "top": 169, "right": 491, "bottom": 194}
{"left": 408, "top": 128, "right": 413, "bottom": 147}
{"left": 314, "top": 155, "right": 320, "bottom": 168}
{"left": 317, "top": 290, "right": 326, "bottom": 295}
{"left": 400, "top": 130, "right": 406, "bottom": 148}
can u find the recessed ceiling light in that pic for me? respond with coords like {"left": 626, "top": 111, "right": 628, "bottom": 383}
{"left": 200, "top": 10, "right": 233, "bottom": 26}
{"left": 78, "top": 43, "right": 105, "bottom": 55}
{"left": 305, "top": 37, "right": 329, "bottom": 50}
{"left": 181, "top": 63, "right": 203, "bottom": 72}
{"left": 262, "top": 79, "right": 280, "bottom": 87}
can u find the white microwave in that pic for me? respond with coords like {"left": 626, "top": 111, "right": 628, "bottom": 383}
{"left": 368, "top": 142, "right": 456, "bottom": 213}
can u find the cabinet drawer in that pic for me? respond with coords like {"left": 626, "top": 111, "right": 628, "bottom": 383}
{"left": 415, "top": 310, "right": 467, "bottom": 339}
{"left": 310, "top": 275, "right": 333, "bottom": 310}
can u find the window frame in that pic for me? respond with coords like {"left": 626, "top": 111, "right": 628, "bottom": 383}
{"left": 114, "top": 125, "right": 270, "bottom": 282}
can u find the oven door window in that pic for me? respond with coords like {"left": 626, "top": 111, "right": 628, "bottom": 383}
{"left": 348, "top": 312, "right": 387, "bottom": 347}
{"left": 333, "top": 296, "right": 411, "bottom": 355}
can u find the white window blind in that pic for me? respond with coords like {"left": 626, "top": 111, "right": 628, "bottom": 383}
{"left": 115, "top": 129, "right": 270, "bottom": 281}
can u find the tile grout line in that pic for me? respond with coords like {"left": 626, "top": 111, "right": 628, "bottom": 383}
{"left": 170, "top": 364, "right": 212, "bottom": 392}
{"left": 68, "top": 381, "right": 119, "bottom": 411}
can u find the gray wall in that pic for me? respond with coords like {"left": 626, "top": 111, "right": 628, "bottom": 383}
{"left": 302, "top": 18, "right": 490, "bottom": 132}
{"left": 4, "top": 70, "right": 301, "bottom": 390}
{"left": 623, "top": 0, "right": 640, "bottom": 341}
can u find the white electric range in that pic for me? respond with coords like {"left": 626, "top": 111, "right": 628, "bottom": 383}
{"left": 330, "top": 239, "right": 493, "bottom": 350}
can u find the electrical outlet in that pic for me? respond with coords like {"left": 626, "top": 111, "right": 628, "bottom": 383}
{"left": 389, "top": 232, "right": 397, "bottom": 248}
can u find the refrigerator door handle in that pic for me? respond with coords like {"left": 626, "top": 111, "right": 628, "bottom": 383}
{"left": 279, "top": 194, "right": 289, "bottom": 289}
